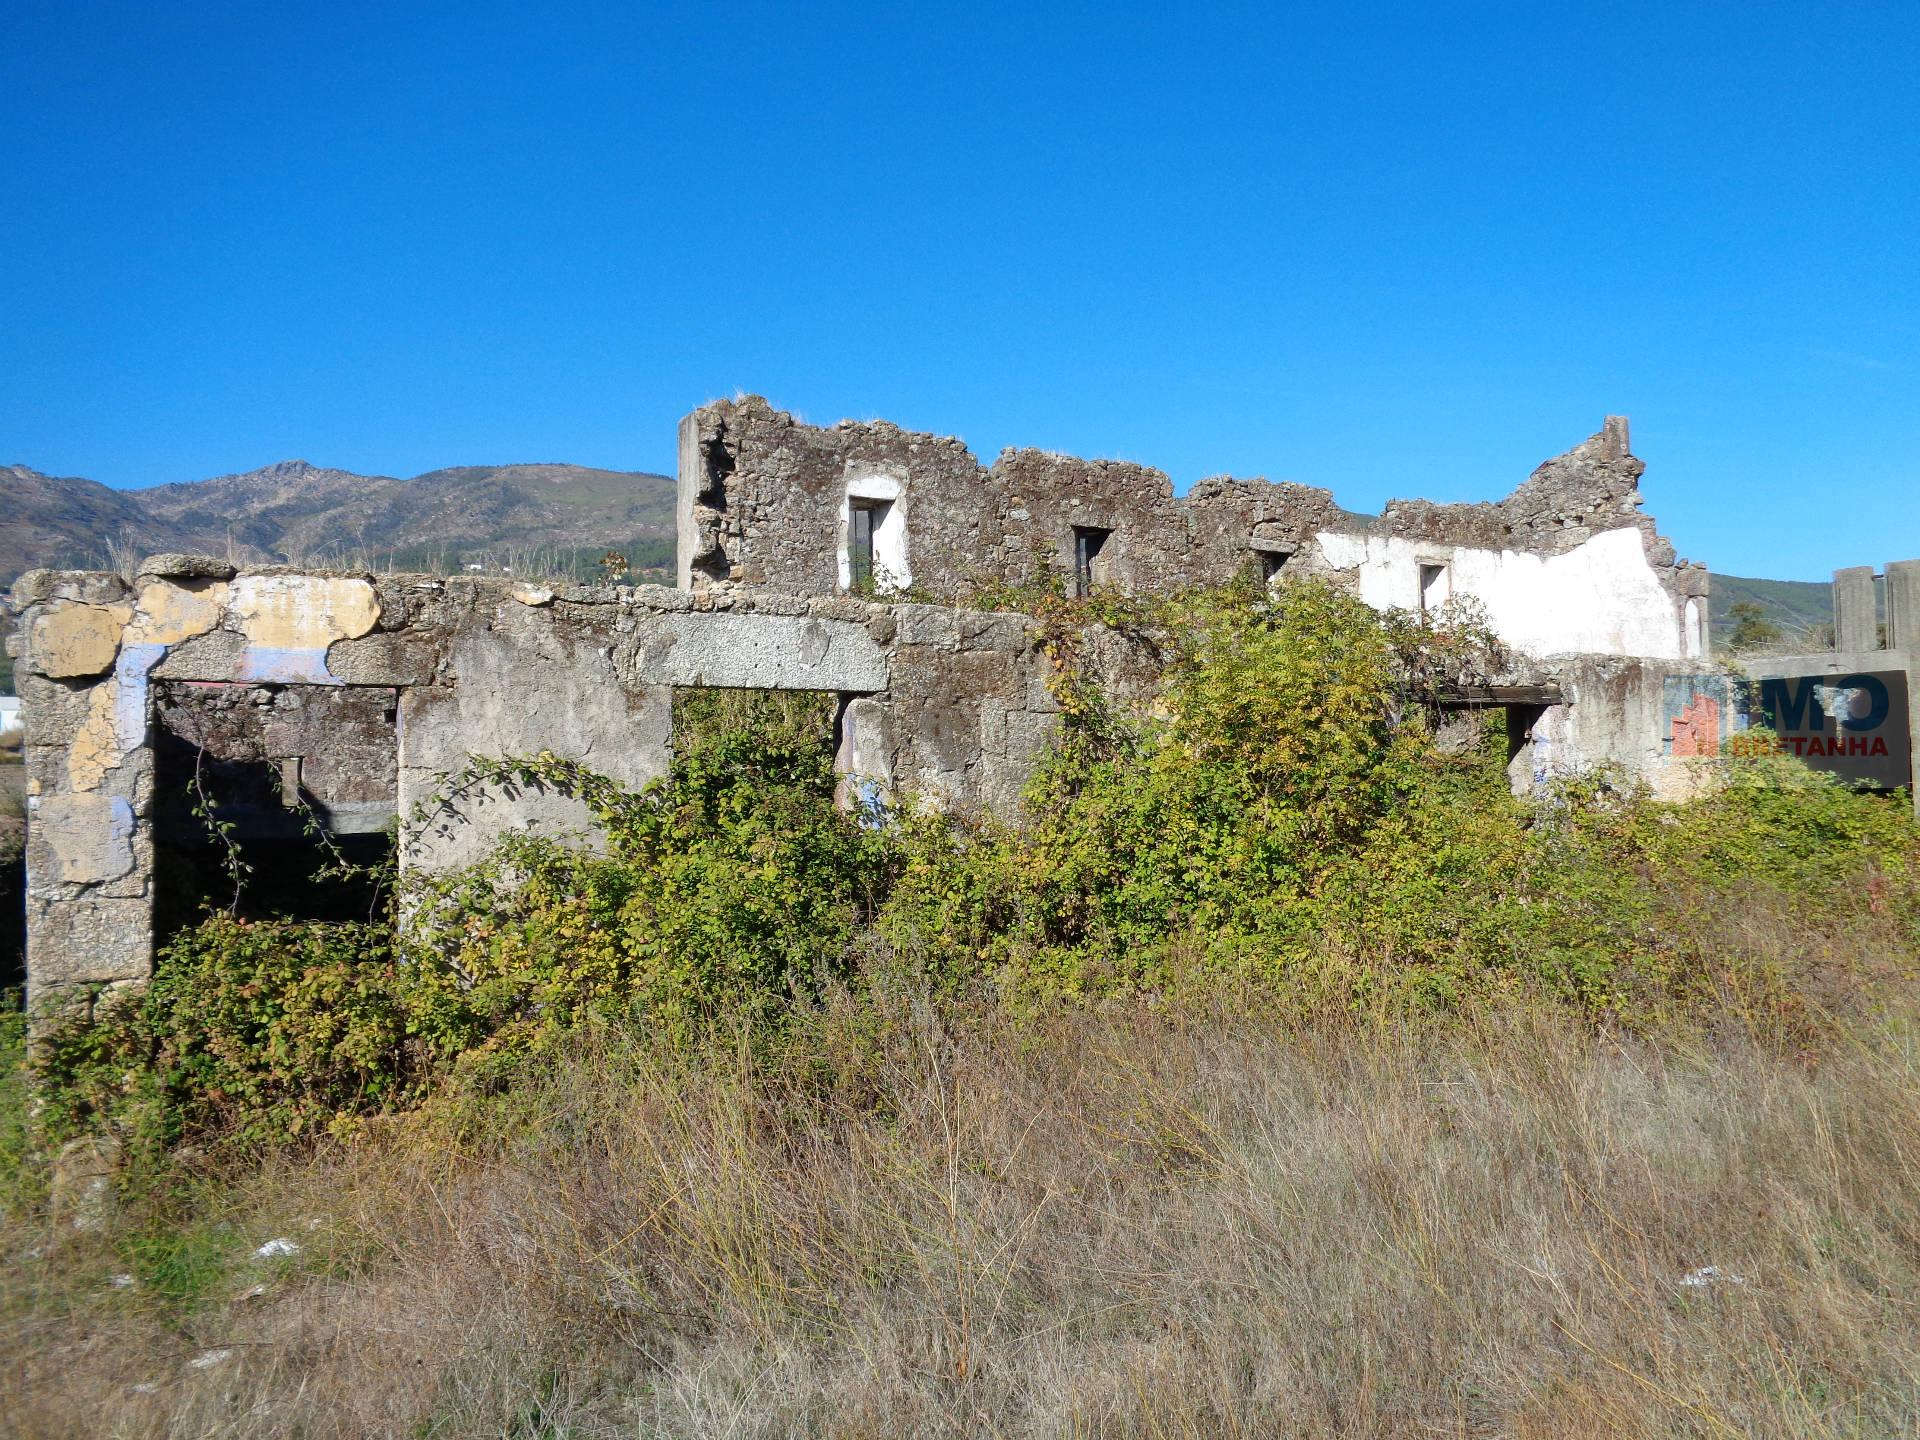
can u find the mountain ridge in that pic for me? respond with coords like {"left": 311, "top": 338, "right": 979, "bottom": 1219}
{"left": 0, "top": 457, "right": 677, "bottom": 583}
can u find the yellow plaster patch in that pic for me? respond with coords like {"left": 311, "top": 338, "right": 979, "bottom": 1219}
{"left": 68, "top": 682, "right": 121, "bottom": 792}
{"left": 510, "top": 584, "right": 556, "bottom": 606}
{"left": 229, "top": 575, "right": 379, "bottom": 648}
{"left": 29, "top": 602, "right": 133, "bottom": 678}
{"left": 126, "top": 579, "right": 229, "bottom": 645}
{"left": 60, "top": 581, "right": 231, "bottom": 792}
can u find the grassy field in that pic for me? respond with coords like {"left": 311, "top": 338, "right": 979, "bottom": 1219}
{"left": 4, "top": 986, "right": 1919, "bottom": 1438}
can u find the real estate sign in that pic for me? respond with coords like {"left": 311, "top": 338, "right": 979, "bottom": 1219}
{"left": 1741, "top": 670, "right": 1911, "bottom": 791}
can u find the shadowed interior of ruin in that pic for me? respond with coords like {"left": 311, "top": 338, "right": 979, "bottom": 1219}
{"left": 151, "top": 682, "right": 396, "bottom": 939}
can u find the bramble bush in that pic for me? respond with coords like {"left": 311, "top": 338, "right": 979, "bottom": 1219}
{"left": 25, "top": 580, "right": 1920, "bottom": 1154}
{"left": 32, "top": 689, "right": 896, "bottom": 1154}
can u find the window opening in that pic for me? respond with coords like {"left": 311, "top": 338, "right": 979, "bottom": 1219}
{"left": 848, "top": 499, "right": 893, "bottom": 592}
{"left": 1418, "top": 562, "right": 1450, "bottom": 616}
{"left": 151, "top": 683, "right": 397, "bottom": 938}
{"left": 1256, "top": 547, "right": 1294, "bottom": 586}
{"left": 1073, "top": 526, "right": 1112, "bottom": 597}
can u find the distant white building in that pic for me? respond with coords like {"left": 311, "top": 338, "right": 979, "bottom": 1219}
{"left": 0, "top": 696, "right": 21, "bottom": 736}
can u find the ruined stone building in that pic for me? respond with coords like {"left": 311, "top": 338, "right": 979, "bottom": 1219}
{"left": 6, "top": 397, "right": 1915, "bottom": 1012}
{"left": 679, "top": 400, "right": 1710, "bottom": 662}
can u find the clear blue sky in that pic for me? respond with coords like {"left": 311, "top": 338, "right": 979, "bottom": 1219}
{"left": 4, "top": 2, "right": 1916, "bottom": 580}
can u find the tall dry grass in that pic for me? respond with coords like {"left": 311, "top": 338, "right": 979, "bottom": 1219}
{"left": 6, "top": 983, "right": 1919, "bottom": 1439}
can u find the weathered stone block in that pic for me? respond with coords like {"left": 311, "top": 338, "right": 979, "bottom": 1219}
{"left": 325, "top": 630, "right": 442, "bottom": 686}
{"left": 745, "top": 591, "right": 808, "bottom": 617}
{"left": 25, "top": 793, "right": 137, "bottom": 886}
{"left": 631, "top": 583, "right": 694, "bottom": 612}
{"left": 26, "top": 893, "right": 151, "bottom": 985}
{"left": 10, "top": 571, "right": 128, "bottom": 608}
{"left": 138, "top": 554, "right": 236, "bottom": 581}
{"left": 150, "top": 629, "right": 250, "bottom": 681}
{"left": 959, "top": 610, "right": 1030, "bottom": 653}
{"left": 893, "top": 604, "right": 960, "bottom": 649}
{"left": 13, "top": 672, "right": 103, "bottom": 743}
{"left": 27, "top": 601, "right": 131, "bottom": 678}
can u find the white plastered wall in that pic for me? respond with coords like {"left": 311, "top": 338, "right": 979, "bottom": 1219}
{"left": 1313, "top": 525, "right": 1684, "bottom": 659}
{"left": 837, "top": 473, "right": 912, "bottom": 593}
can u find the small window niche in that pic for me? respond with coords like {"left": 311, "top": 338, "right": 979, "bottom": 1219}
{"left": 841, "top": 474, "right": 909, "bottom": 594}
{"left": 849, "top": 500, "right": 886, "bottom": 591}
{"left": 1072, "top": 526, "right": 1112, "bottom": 597}
{"left": 1418, "top": 561, "right": 1451, "bottom": 616}
{"left": 1252, "top": 541, "right": 1296, "bottom": 588}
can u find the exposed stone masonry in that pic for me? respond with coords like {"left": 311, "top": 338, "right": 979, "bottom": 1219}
{"left": 9, "top": 399, "right": 1738, "bottom": 1015}
{"left": 6, "top": 560, "right": 1169, "bottom": 1013}
{"left": 677, "top": 399, "right": 1707, "bottom": 641}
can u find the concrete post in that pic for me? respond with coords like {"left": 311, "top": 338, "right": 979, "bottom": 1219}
{"left": 675, "top": 412, "right": 702, "bottom": 591}
{"left": 1888, "top": 559, "right": 1920, "bottom": 652}
{"left": 1832, "top": 566, "right": 1879, "bottom": 652}
{"left": 1911, "top": 652, "right": 1920, "bottom": 819}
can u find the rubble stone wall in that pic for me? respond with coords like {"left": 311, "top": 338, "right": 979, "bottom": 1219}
{"left": 5, "top": 403, "right": 1737, "bottom": 1018}
{"left": 679, "top": 399, "right": 1709, "bottom": 658}
{"left": 5, "top": 560, "right": 1165, "bottom": 1009}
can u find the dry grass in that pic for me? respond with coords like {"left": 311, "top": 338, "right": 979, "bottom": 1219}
{"left": 6, "top": 988, "right": 1919, "bottom": 1439}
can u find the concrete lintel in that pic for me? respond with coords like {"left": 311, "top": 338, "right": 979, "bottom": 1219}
{"left": 632, "top": 612, "right": 889, "bottom": 693}
{"left": 1441, "top": 684, "right": 1564, "bottom": 708}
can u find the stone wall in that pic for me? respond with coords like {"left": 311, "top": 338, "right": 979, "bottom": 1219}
{"left": 4, "top": 399, "right": 1748, "bottom": 1015}
{"left": 5, "top": 559, "right": 1170, "bottom": 1009}
{"left": 678, "top": 398, "right": 1708, "bottom": 657}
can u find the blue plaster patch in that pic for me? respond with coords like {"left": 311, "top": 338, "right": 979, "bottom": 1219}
{"left": 109, "top": 795, "right": 135, "bottom": 846}
{"left": 113, "top": 643, "right": 168, "bottom": 751}
{"left": 235, "top": 646, "right": 341, "bottom": 684}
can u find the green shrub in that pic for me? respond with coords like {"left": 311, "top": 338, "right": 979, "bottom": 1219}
{"left": 884, "top": 581, "right": 1919, "bottom": 1018}
{"left": 33, "top": 917, "right": 406, "bottom": 1153}
{"left": 28, "top": 581, "right": 1920, "bottom": 1155}
{"left": 36, "top": 688, "right": 896, "bottom": 1150}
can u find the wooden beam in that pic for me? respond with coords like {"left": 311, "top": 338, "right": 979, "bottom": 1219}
{"left": 1440, "top": 684, "right": 1562, "bottom": 708}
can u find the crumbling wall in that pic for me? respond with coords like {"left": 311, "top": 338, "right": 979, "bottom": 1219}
{"left": 1368, "top": 417, "right": 1708, "bottom": 655}
{"left": 987, "top": 450, "right": 1189, "bottom": 595}
{"left": 677, "top": 398, "right": 1708, "bottom": 660}
{"left": 8, "top": 533, "right": 1723, "bottom": 1012}
{"left": 1522, "top": 657, "right": 1732, "bottom": 802}
{"left": 10, "top": 563, "right": 1153, "bottom": 1005}
{"left": 6, "top": 558, "right": 395, "bottom": 1016}
{"left": 678, "top": 402, "right": 988, "bottom": 594}
{"left": 1184, "top": 478, "right": 1352, "bottom": 586}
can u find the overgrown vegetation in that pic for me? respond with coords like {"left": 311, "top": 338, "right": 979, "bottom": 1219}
{"left": 6, "top": 579, "right": 1920, "bottom": 1436}
{"left": 1724, "top": 598, "right": 1785, "bottom": 652}
{"left": 28, "top": 580, "right": 1920, "bottom": 1156}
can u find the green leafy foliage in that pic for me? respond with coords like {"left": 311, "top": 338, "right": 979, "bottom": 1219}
{"left": 35, "top": 689, "right": 893, "bottom": 1150}
{"left": 27, "top": 581, "right": 1920, "bottom": 1157}
{"left": 1725, "top": 599, "right": 1785, "bottom": 652}
{"left": 886, "top": 581, "right": 1919, "bottom": 1019}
